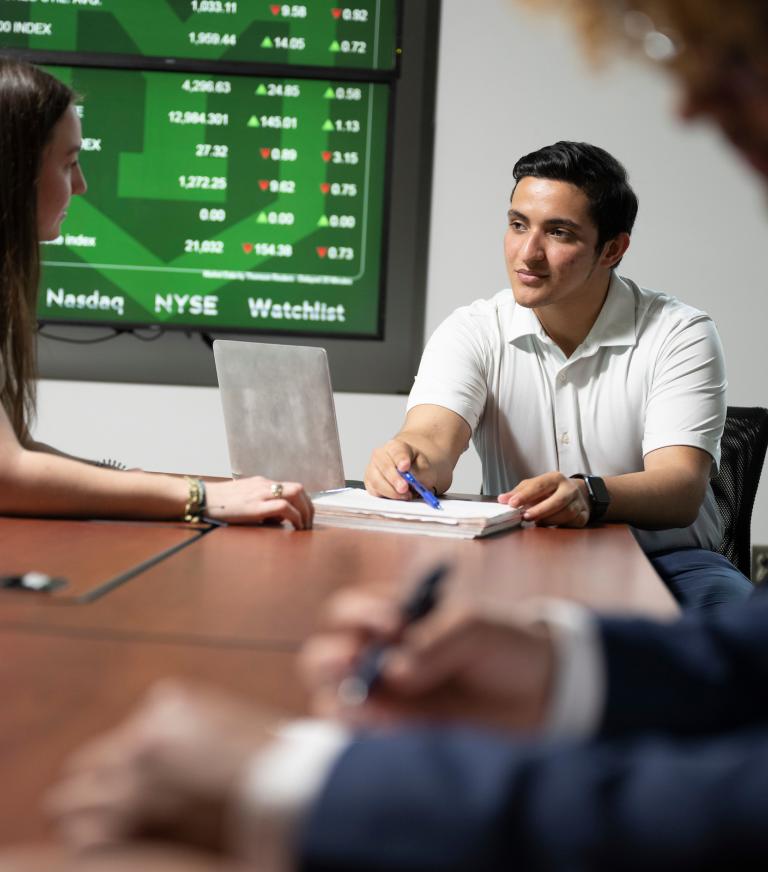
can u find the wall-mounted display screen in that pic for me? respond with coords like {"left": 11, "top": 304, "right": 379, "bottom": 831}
{"left": 1, "top": 0, "right": 398, "bottom": 71}
{"left": 39, "top": 64, "right": 389, "bottom": 337}
{"left": 1, "top": 0, "right": 438, "bottom": 393}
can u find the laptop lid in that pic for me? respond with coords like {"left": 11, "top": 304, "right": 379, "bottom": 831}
{"left": 213, "top": 340, "right": 345, "bottom": 493}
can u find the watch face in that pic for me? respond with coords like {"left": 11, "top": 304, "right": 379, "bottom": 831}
{"left": 589, "top": 476, "right": 610, "bottom": 506}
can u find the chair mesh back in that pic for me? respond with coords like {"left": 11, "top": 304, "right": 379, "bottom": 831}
{"left": 711, "top": 407, "right": 768, "bottom": 578}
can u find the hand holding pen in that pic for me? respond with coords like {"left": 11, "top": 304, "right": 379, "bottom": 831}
{"left": 336, "top": 563, "right": 451, "bottom": 707}
{"left": 363, "top": 437, "right": 442, "bottom": 503}
{"left": 300, "top": 566, "right": 556, "bottom": 731}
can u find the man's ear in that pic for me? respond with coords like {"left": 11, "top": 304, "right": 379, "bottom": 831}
{"left": 600, "top": 232, "right": 630, "bottom": 269}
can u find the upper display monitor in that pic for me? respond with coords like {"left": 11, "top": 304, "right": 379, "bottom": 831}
{"left": 0, "top": 0, "right": 398, "bottom": 71}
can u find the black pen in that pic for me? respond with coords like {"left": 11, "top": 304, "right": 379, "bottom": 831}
{"left": 337, "top": 563, "right": 451, "bottom": 707}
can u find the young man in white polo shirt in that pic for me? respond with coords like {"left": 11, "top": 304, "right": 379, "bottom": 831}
{"left": 365, "top": 141, "right": 750, "bottom": 608}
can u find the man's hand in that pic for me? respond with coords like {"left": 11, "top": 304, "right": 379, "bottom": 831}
{"left": 0, "top": 844, "right": 253, "bottom": 872}
{"left": 300, "top": 589, "right": 556, "bottom": 734}
{"left": 498, "top": 472, "right": 590, "bottom": 527}
{"left": 364, "top": 439, "right": 437, "bottom": 500}
{"left": 364, "top": 406, "right": 472, "bottom": 500}
{"left": 46, "top": 682, "right": 276, "bottom": 852}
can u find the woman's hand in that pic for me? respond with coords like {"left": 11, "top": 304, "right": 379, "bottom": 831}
{"left": 206, "top": 477, "right": 314, "bottom": 529}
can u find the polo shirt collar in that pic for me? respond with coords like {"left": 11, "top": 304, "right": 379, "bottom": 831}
{"left": 584, "top": 272, "right": 637, "bottom": 349}
{"left": 506, "top": 300, "right": 545, "bottom": 344}
{"left": 505, "top": 272, "right": 637, "bottom": 351}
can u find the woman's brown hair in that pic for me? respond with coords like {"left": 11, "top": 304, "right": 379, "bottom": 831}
{"left": 0, "top": 58, "right": 75, "bottom": 443}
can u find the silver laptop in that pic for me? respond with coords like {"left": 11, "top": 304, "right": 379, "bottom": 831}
{"left": 213, "top": 340, "right": 345, "bottom": 493}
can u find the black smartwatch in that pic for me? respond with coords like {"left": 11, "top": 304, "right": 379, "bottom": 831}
{"left": 570, "top": 474, "right": 611, "bottom": 523}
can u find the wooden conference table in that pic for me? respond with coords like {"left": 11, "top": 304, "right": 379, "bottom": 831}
{"left": 0, "top": 510, "right": 678, "bottom": 853}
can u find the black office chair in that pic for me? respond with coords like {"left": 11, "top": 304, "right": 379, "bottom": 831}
{"left": 710, "top": 406, "right": 768, "bottom": 578}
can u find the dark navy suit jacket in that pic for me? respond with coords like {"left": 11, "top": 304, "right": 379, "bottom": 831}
{"left": 299, "top": 586, "right": 768, "bottom": 871}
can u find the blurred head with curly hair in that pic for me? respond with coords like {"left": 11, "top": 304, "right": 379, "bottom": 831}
{"left": 525, "top": 0, "right": 768, "bottom": 179}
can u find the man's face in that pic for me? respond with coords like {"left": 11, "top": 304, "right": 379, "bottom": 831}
{"left": 504, "top": 176, "right": 605, "bottom": 310}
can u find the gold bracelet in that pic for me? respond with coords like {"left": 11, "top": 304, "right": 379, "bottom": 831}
{"left": 183, "top": 476, "right": 207, "bottom": 523}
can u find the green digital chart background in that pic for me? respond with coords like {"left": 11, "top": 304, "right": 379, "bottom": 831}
{"left": 0, "top": 0, "right": 398, "bottom": 70}
{"left": 37, "top": 64, "right": 390, "bottom": 336}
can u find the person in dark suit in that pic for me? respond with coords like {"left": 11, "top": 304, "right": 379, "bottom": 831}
{"left": 299, "top": 725, "right": 768, "bottom": 871}
{"left": 46, "top": 586, "right": 768, "bottom": 870}
{"left": 295, "top": 584, "right": 768, "bottom": 871}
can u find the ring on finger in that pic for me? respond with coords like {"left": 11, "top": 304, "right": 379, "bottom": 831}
{"left": 270, "top": 482, "right": 284, "bottom": 499}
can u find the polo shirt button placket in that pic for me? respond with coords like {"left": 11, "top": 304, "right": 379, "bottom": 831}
{"left": 554, "top": 367, "right": 572, "bottom": 463}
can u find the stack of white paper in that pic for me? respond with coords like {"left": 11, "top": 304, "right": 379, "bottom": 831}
{"left": 313, "top": 489, "right": 523, "bottom": 539}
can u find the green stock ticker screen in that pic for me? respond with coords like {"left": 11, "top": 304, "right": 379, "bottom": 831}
{"left": 38, "top": 64, "right": 390, "bottom": 337}
{"left": 1, "top": 0, "right": 398, "bottom": 71}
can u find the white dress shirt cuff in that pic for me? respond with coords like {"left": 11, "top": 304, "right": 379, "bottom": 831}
{"left": 534, "top": 600, "right": 606, "bottom": 739}
{"left": 233, "top": 719, "right": 350, "bottom": 870}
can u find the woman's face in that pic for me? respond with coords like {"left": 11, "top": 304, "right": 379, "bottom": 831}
{"left": 36, "top": 104, "right": 87, "bottom": 242}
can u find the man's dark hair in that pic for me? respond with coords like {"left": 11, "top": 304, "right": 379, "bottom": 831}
{"left": 512, "top": 141, "right": 638, "bottom": 252}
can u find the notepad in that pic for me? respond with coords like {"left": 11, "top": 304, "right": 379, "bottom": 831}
{"left": 313, "top": 489, "right": 523, "bottom": 539}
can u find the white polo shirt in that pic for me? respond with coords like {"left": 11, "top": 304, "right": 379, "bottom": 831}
{"left": 407, "top": 273, "right": 726, "bottom": 554}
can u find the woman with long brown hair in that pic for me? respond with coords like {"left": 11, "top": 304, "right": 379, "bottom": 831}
{"left": 0, "top": 57, "right": 313, "bottom": 528}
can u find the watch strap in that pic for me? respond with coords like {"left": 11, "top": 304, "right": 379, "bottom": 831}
{"left": 570, "top": 474, "right": 610, "bottom": 523}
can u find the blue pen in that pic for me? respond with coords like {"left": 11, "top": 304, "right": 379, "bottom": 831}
{"left": 398, "top": 469, "right": 443, "bottom": 510}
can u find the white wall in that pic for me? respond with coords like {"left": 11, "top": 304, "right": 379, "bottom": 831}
{"left": 35, "top": 379, "right": 413, "bottom": 486}
{"left": 35, "top": 1, "right": 768, "bottom": 536}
